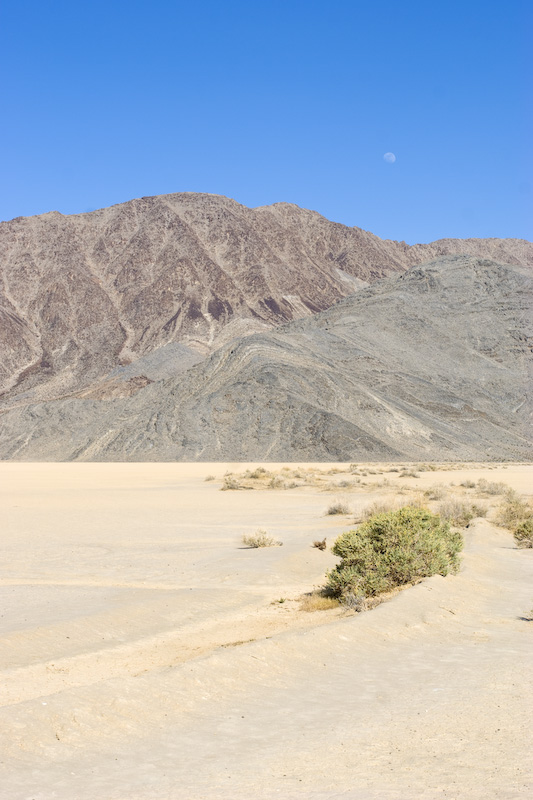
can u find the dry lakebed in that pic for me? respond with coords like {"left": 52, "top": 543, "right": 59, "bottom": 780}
{"left": 1, "top": 462, "right": 532, "bottom": 799}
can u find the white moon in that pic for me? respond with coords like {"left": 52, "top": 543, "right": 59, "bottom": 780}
{"left": 383, "top": 152, "right": 396, "bottom": 163}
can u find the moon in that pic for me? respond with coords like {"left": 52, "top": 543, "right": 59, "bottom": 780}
{"left": 383, "top": 152, "right": 396, "bottom": 163}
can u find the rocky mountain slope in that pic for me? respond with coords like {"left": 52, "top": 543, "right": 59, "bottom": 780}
{"left": 1, "top": 193, "right": 531, "bottom": 408}
{"left": 1, "top": 255, "right": 531, "bottom": 461}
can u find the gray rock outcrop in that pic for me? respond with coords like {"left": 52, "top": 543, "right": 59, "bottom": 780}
{"left": 1, "top": 255, "right": 531, "bottom": 461}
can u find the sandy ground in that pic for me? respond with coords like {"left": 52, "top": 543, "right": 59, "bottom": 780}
{"left": 0, "top": 462, "right": 532, "bottom": 799}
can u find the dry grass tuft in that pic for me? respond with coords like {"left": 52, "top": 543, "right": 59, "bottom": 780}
{"left": 326, "top": 500, "right": 351, "bottom": 515}
{"left": 312, "top": 538, "right": 327, "bottom": 550}
{"left": 242, "top": 529, "right": 283, "bottom": 548}
{"left": 300, "top": 590, "right": 339, "bottom": 612}
{"left": 362, "top": 499, "right": 397, "bottom": 520}
{"left": 424, "top": 484, "right": 448, "bottom": 501}
{"left": 438, "top": 498, "right": 476, "bottom": 527}
{"left": 204, "top": 474, "right": 216, "bottom": 482}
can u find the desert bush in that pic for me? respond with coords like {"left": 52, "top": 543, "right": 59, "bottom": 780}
{"left": 268, "top": 476, "right": 286, "bottom": 489}
{"left": 399, "top": 470, "right": 420, "bottom": 478}
{"left": 326, "top": 500, "right": 351, "bottom": 515}
{"left": 513, "top": 519, "right": 533, "bottom": 549}
{"left": 326, "top": 507, "right": 463, "bottom": 599}
{"left": 497, "top": 492, "right": 532, "bottom": 529}
{"left": 362, "top": 499, "right": 396, "bottom": 520}
{"left": 424, "top": 485, "right": 448, "bottom": 501}
{"left": 242, "top": 529, "right": 283, "bottom": 548}
{"left": 477, "top": 479, "right": 508, "bottom": 495}
{"left": 471, "top": 503, "right": 488, "bottom": 518}
{"left": 300, "top": 590, "right": 339, "bottom": 612}
{"left": 460, "top": 479, "right": 476, "bottom": 489}
{"left": 204, "top": 474, "right": 215, "bottom": 482}
{"left": 250, "top": 467, "right": 269, "bottom": 479}
{"left": 222, "top": 475, "right": 241, "bottom": 490}
{"left": 438, "top": 498, "right": 475, "bottom": 527}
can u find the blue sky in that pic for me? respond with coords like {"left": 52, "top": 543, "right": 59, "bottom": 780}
{"left": 1, "top": 0, "right": 530, "bottom": 242}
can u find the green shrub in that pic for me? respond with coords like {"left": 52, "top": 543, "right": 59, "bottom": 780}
{"left": 513, "top": 519, "right": 533, "bottom": 549}
{"left": 326, "top": 507, "right": 463, "bottom": 599}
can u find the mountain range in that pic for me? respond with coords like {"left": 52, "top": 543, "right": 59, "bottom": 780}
{"left": 0, "top": 194, "right": 531, "bottom": 460}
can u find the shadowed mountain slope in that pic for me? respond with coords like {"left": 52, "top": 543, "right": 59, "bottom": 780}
{"left": 1, "top": 192, "right": 531, "bottom": 408}
{"left": 1, "top": 255, "right": 531, "bottom": 461}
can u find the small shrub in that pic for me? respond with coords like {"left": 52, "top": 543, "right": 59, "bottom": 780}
{"left": 326, "top": 500, "right": 350, "bottom": 515}
{"left": 513, "top": 519, "right": 533, "bottom": 548}
{"left": 477, "top": 479, "right": 508, "bottom": 496}
{"left": 222, "top": 476, "right": 241, "bottom": 490}
{"left": 205, "top": 474, "right": 216, "bottom": 482}
{"left": 242, "top": 529, "right": 283, "bottom": 548}
{"left": 313, "top": 538, "right": 327, "bottom": 550}
{"left": 268, "top": 476, "right": 286, "bottom": 489}
{"left": 460, "top": 480, "right": 476, "bottom": 489}
{"left": 250, "top": 467, "right": 269, "bottom": 479}
{"left": 424, "top": 485, "right": 448, "bottom": 501}
{"left": 471, "top": 504, "right": 488, "bottom": 518}
{"left": 326, "top": 507, "right": 462, "bottom": 600}
{"left": 362, "top": 499, "right": 396, "bottom": 520}
{"left": 399, "top": 470, "right": 420, "bottom": 478}
{"left": 497, "top": 492, "right": 532, "bottom": 529}
{"left": 438, "top": 498, "right": 475, "bottom": 527}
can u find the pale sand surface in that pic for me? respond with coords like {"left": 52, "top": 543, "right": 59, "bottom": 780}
{"left": 0, "top": 463, "right": 532, "bottom": 799}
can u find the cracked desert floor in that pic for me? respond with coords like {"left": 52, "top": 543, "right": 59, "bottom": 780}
{"left": 1, "top": 462, "right": 532, "bottom": 800}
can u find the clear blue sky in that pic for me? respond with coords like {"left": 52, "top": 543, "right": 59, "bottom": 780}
{"left": 1, "top": 0, "right": 531, "bottom": 242}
